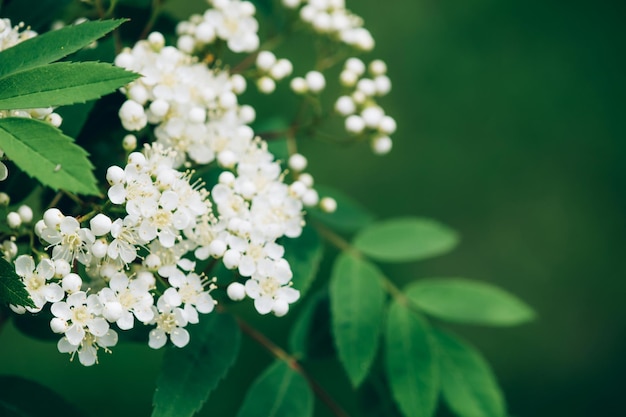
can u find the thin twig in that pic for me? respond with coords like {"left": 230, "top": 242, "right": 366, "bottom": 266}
{"left": 236, "top": 317, "right": 352, "bottom": 417}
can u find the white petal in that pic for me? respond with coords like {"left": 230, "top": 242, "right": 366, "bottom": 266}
{"left": 57, "top": 337, "right": 78, "bottom": 354}
{"left": 88, "top": 318, "right": 109, "bottom": 337}
{"left": 51, "top": 302, "right": 72, "bottom": 320}
{"left": 15, "top": 255, "right": 34, "bottom": 277}
{"left": 149, "top": 329, "right": 167, "bottom": 349}
{"left": 78, "top": 345, "right": 97, "bottom": 366}
{"left": 66, "top": 324, "right": 85, "bottom": 345}
{"left": 98, "top": 329, "right": 119, "bottom": 348}
{"left": 117, "top": 311, "right": 135, "bottom": 330}
{"left": 44, "top": 283, "right": 64, "bottom": 302}
{"left": 244, "top": 279, "right": 261, "bottom": 298}
{"left": 162, "top": 288, "right": 182, "bottom": 307}
{"left": 170, "top": 327, "right": 190, "bottom": 348}
{"left": 254, "top": 296, "right": 274, "bottom": 315}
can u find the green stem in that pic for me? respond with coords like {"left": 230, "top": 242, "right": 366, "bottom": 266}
{"left": 139, "top": 0, "right": 163, "bottom": 40}
{"left": 236, "top": 316, "right": 352, "bottom": 417}
{"left": 314, "top": 222, "right": 417, "bottom": 310}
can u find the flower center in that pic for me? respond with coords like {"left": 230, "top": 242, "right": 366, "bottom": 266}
{"left": 260, "top": 277, "right": 279, "bottom": 297}
{"left": 157, "top": 312, "right": 177, "bottom": 333}
{"left": 72, "top": 305, "right": 92, "bottom": 325}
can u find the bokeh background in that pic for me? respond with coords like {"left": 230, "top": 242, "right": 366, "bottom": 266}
{"left": 1, "top": 0, "right": 625, "bottom": 416}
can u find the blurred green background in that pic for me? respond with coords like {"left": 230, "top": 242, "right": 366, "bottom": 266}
{"left": 1, "top": 0, "right": 625, "bottom": 416}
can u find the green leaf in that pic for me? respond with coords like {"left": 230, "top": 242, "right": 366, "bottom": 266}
{"left": 406, "top": 278, "right": 536, "bottom": 326}
{"left": 353, "top": 217, "right": 459, "bottom": 263}
{"left": 0, "top": 118, "right": 99, "bottom": 195}
{"left": 288, "top": 289, "right": 327, "bottom": 358}
{"left": 330, "top": 253, "right": 386, "bottom": 387}
{"left": 0, "top": 62, "right": 138, "bottom": 110}
{"left": 236, "top": 361, "right": 313, "bottom": 417}
{"left": 0, "top": 375, "right": 85, "bottom": 417}
{"left": 152, "top": 313, "right": 241, "bottom": 417}
{"left": 308, "top": 184, "right": 375, "bottom": 233}
{"left": 385, "top": 300, "right": 438, "bottom": 417}
{"left": 0, "top": 19, "right": 126, "bottom": 78}
{"left": 435, "top": 329, "right": 506, "bottom": 417}
{"left": 0, "top": 257, "right": 34, "bottom": 308}
{"left": 282, "top": 223, "right": 323, "bottom": 297}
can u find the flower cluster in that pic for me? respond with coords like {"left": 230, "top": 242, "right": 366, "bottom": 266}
{"left": 335, "top": 58, "right": 395, "bottom": 154}
{"left": 176, "top": 0, "right": 260, "bottom": 54}
{"left": 282, "top": 0, "right": 374, "bottom": 51}
{"left": 255, "top": 51, "right": 293, "bottom": 94}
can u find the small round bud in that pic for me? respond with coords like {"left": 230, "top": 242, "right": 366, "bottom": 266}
{"left": 378, "top": 115, "right": 397, "bottom": 135}
{"left": 302, "top": 189, "right": 319, "bottom": 206}
{"left": 128, "top": 84, "right": 148, "bottom": 105}
{"left": 345, "top": 115, "right": 365, "bottom": 134}
{"left": 230, "top": 74, "right": 247, "bottom": 94}
{"left": 335, "top": 96, "right": 356, "bottom": 116}
{"left": 147, "top": 31, "right": 165, "bottom": 48}
{"left": 312, "top": 13, "right": 332, "bottom": 32}
{"left": 374, "top": 75, "right": 392, "bottom": 95}
{"left": 257, "top": 76, "right": 276, "bottom": 94}
{"left": 2, "top": 240, "right": 17, "bottom": 259}
{"left": 361, "top": 106, "right": 384, "bottom": 129}
{"left": 223, "top": 249, "right": 241, "bottom": 269}
{"left": 217, "top": 150, "right": 237, "bottom": 168}
{"left": 218, "top": 171, "right": 236, "bottom": 185}
{"left": 345, "top": 57, "right": 366, "bottom": 75}
{"left": 256, "top": 50, "right": 276, "bottom": 71}
{"left": 45, "top": 113, "right": 62, "bottom": 127}
{"left": 177, "top": 34, "right": 195, "bottom": 53}
{"left": 90, "top": 213, "right": 112, "bottom": 236}
{"left": 320, "top": 197, "right": 337, "bottom": 213}
{"left": 149, "top": 99, "right": 169, "bottom": 118}
{"left": 144, "top": 253, "right": 161, "bottom": 270}
{"left": 195, "top": 22, "right": 216, "bottom": 43}
{"left": 282, "top": 0, "right": 301, "bottom": 8}
{"left": 106, "top": 165, "right": 125, "bottom": 185}
{"left": 50, "top": 317, "right": 68, "bottom": 333}
{"left": 288, "top": 153, "right": 307, "bottom": 172}
{"left": 0, "top": 192, "right": 9, "bottom": 205}
{"left": 7, "top": 212, "right": 21, "bottom": 229}
{"left": 239, "top": 105, "right": 256, "bottom": 123}
{"left": 290, "top": 77, "right": 308, "bottom": 94}
{"left": 371, "top": 135, "right": 393, "bottom": 155}
{"left": 34, "top": 220, "right": 46, "bottom": 236}
{"left": 54, "top": 259, "right": 71, "bottom": 278}
{"left": 119, "top": 100, "right": 147, "bottom": 131}
{"left": 356, "top": 78, "right": 377, "bottom": 96}
{"left": 17, "top": 205, "right": 33, "bottom": 223}
{"left": 352, "top": 90, "right": 367, "bottom": 105}
{"left": 62, "top": 273, "right": 83, "bottom": 293}
{"left": 122, "top": 134, "right": 137, "bottom": 151}
{"left": 91, "top": 239, "right": 108, "bottom": 258}
{"left": 189, "top": 107, "right": 206, "bottom": 124}
{"left": 339, "top": 69, "right": 358, "bottom": 87}
{"left": 270, "top": 59, "right": 293, "bottom": 79}
{"left": 305, "top": 71, "right": 326, "bottom": 93}
{"left": 219, "top": 91, "right": 237, "bottom": 109}
{"left": 289, "top": 181, "right": 307, "bottom": 198}
{"left": 272, "top": 299, "right": 289, "bottom": 317}
{"left": 369, "top": 59, "right": 387, "bottom": 75}
{"left": 43, "top": 208, "right": 64, "bottom": 228}
{"left": 297, "top": 173, "right": 314, "bottom": 187}
{"left": 208, "top": 239, "right": 227, "bottom": 257}
{"left": 300, "top": 5, "right": 316, "bottom": 22}
{"left": 226, "top": 282, "right": 246, "bottom": 301}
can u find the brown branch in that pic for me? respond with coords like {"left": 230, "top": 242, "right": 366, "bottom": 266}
{"left": 236, "top": 316, "right": 352, "bottom": 417}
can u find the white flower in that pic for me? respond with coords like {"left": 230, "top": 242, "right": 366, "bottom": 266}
{"left": 98, "top": 272, "right": 155, "bottom": 330}
{"left": 50, "top": 291, "right": 109, "bottom": 346}
{"left": 40, "top": 214, "right": 95, "bottom": 265}
{"left": 57, "top": 329, "right": 118, "bottom": 366}
{"left": 148, "top": 291, "right": 190, "bottom": 349}
{"left": 168, "top": 272, "right": 216, "bottom": 323}
{"left": 244, "top": 258, "right": 299, "bottom": 316}
{"left": 11, "top": 255, "right": 63, "bottom": 313}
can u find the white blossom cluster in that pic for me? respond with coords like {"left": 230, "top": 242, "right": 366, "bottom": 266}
{"left": 115, "top": 32, "right": 252, "bottom": 168}
{"left": 175, "top": 0, "right": 260, "bottom": 54}
{"left": 0, "top": 17, "right": 36, "bottom": 50}
{"left": 282, "top": 0, "right": 374, "bottom": 51}
{"left": 255, "top": 51, "right": 293, "bottom": 94}
{"left": 335, "top": 58, "right": 396, "bottom": 154}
